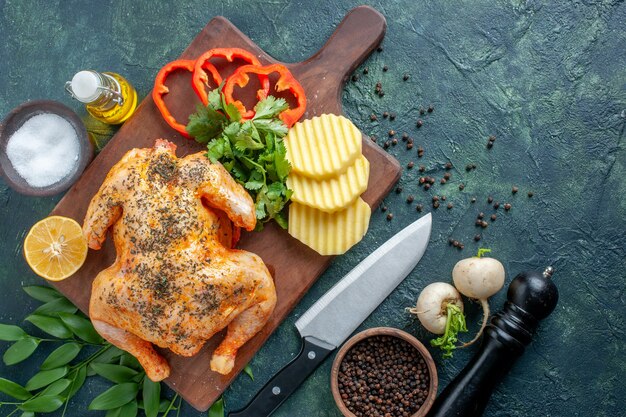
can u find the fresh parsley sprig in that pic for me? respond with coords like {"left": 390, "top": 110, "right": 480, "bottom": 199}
{"left": 187, "top": 90, "right": 292, "bottom": 230}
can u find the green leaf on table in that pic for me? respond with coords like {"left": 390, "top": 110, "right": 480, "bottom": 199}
{"left": 3, "top": 337, "right": 40, "bottom": 365}
{"left": 18, "top": 395, "right": 64, "bottom": 413}
{"left": 23, "top": 285, "right": 62, "bottom": 303}
{"left": 119, "top": 352, "right": 142, "bottom": 370}
{"left": 40, "top": 378, "right": 71, "bottom": 396}
{"left": 20, "top": 412, "right": 35, "bottom": 417}
{"left": 142, "top": 377, "right": 161, "bottom": 417}
{"left": 57, "top": 313, "right": 103, "bottom": 344}
{"left": 41, "top": 342, "right": 81, "bottom": 370}
{"left": 25, "top": 366, "right": 69, "bottom": 391}
{"left": 33, "top": 297, "right": 78, "bottom": 317}
{"left": 0, "top": 324, "right": 27, "bottom": 341}
{"left": 89, "top": 382, "right": 139, "bottom": 410}
{"left": 158, "top": 398, "right": 177, "bottom": 412}
{"left": 106, "top": 399, "right": 139, "bottom": 417}
{"left": 243, "top": 364, "right": 254, "bottom": 381}
{"left": 0, "top": 377, "right": 32, "bottom": 400}
{"left": 209, "top": 397, "right": 225, "bottom": 417}
{"left": 66, "top": 365, "right": 87, "bottom": 399}
{"left": 90, "top": 363, "right": 138, "bottom": 384}
{"left": 92, "top": 346, "right": 125, "bottom": 365}
{"left": 25, "top": 315, "right": 72, "bottom": 339}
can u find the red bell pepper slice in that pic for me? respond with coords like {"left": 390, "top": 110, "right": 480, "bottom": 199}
{"left": 152, "top": 59, "right": 203, "bottom": 139}
{"left": 223, "top": 64, "right": 306, "bottom": 127}
{"left": 192, "top": 47, "right": 269, "bottom": 116}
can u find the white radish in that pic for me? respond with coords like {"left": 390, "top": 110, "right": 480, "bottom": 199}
{"left": 452, "top": 248, "right": 505, "bottom": 347}
{"left": 409, "top": 282, "right": 464, "bottom": 334}
{"left": 408, "top": 282, "right": 467, "bottom": 358}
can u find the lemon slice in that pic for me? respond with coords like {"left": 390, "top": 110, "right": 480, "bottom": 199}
{"left": 23, "top": 216, "right": 88, "bottom": 281}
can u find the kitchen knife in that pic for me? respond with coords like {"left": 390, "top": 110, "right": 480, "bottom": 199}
{"left": 229, "top": 213, "right": 432, "bottom": 417}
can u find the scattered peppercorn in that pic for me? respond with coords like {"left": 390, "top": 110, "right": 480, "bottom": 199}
{"left": 376, "top": 81, "right": 382, "bottom": 89}
{"left": 428, "top": 105, "right": 434, "bottom": 112}
{"left": 428, "top": 177, "right": 435, "bottom": 185}
{"left": 389, "top": 113, "right": 396, "bottom": 121}
{"left": 453, "top": 240, "right": 460, "bottom": 248}
{"left": 402, "top": 132, "right": 409, "bottom": 141}
{"left": 489, "top": 135, "right": 496, "bottom": 142}
{"left": 383, "top": 111, "right": 389, "bottom": 119}
{"left": 440, "top": 178, "right": 447, "bottom": 184}
{"left": 419, "top": 177, "right": 426, "bottom": 184}
{"left": 487, "top": 196, "right": 494, "bottom": 203}
{"left": 351, "top": 74, "right": 359, "bottom": 82}
{"left": 383, "top": 65, "right": 389, "bottom": 72}
{"left": 424, "top": 184, "right": 431, "bottom": 190}
{"left": 387, "top": 213, "right": 393, "bottom": 221}
{"left": 474, "top": 234, "right": 481, "bottom": 242}
{"left": 381, "top": 206, "right": 387, "bottom": 212}
{"left": 441, "top": 195, "right": 447, "bottom": 201}
{"left": 419, "top": 107, "right": 425, "bottom": 115}
{"left": 448, "top": 238, "right": 454, "bottom": 245}
{"left": 378, "top": 90, "right": 385, "bottom": 97}
{"left": 478, "top": 212, "right": 485, "bottom": 219}
{"left": 481, "top": 220, "right": 489, "bottom": 228}
{"left": 504, "top": 203, "right": 512, "bottom": 211}
{"left": 471, "top": 197, "right": 476, "bottom": 203}
{"left": 445, "top": 162, "right": 452, "bottom": 170}
{"left": 396, "top": 186, "right": 403, "bottom": 194}
{"left": 459, "top": 243, "right": 465, "bottom": 250}
{"left": 383, "top": 141, "right": 390, "bottom": 149}
{"left": 475, "top": 219, "right": 483, "bottom": 227}
{"left": 377, "top": 46, "right": 383, "bottom": 52}
{"left": 370, "top": 114, "right": 377, "bottom": 121}
{"left": 459, "top": 184, "right": 465, "bottom": 191}
{"left": 407, "top": 138, "right": 414, "bottom": 145}
{"left": 403, "top": 73, "right": 410, "bottom": 81}
{"left": 371, "top": 136, "right": 377, "bottom": 142}
{"left": 407, "top": 161, "right": 414, "bottom": 169}
{"left": 416, "top": 204, "right": 423, "bottom": 212}
{"left": 391, "top": 138, "right": 398, "bottom": 146}
{"left": 528, "top": 191, "right": 534, "bottom": 198}
{"left": 407, "top": 195, "right": 414, "bottom": 203}
{"left": 432, "top": 196, "right": 439, "bottom": 202}
{"left": 512, "top": 186, "right": 519, "bottom": 194}
{"left": 419, "top": 165, "right": 425, "bottom": 172}
{"left": 447, "top": 203, "right": 453, "bottom": 210}
{"left": 416, "top": 119, "right": 423, "bottom": 128}
{"left": 389, "top": 129, "right": 396, "bottom": 136}
{"left": 337, "top": 335, "right": 430, "bottom": 417}
{"left": 444, "top": 172, "right": 451, "bottom": 180}
{"left": 491, "top": 214, "right": 497, "bottom": 221}
{"left": 493, "top": 202, "right": 500, "bottom": 209}
{"left": 363, "top": 67, "right": 369, "bottom": 74}
{"left": 407, "top": 143, "right": 413, "bottom": 150}
{"left": 433, "top": 201, "right": 440, "bottom": 209}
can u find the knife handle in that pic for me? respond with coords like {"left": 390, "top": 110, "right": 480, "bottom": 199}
{"left": 228, "top": 336, "right": 335, "bottom": 417}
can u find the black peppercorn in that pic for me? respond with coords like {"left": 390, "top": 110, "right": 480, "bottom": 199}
{"left": 383, "top": 141, "right": 390, "bottom": 149}
{"left": 432, "top": 195, "right": 439, "bottom": 202}
{"left": 427, "top": 104, "right": 434, "bottom": 112}
{"left": 459, "top": 183, "right": 465, "bottom": 190}
{"left": 406, "top": 195, "right": 414, "bottom": 203}
{"left": 363, "top": 67, "right": 369, "bottom": 74}
{"left": 416, "top": 119, "right": 423, "bottom": 128}
{"left": 440, "top": 178, "right": 447, "bottom": 184}
{"left": 403, "top": 73, "right": 410, "bottom": 81}
{"left": 377, "top": 46, "right": 383, "bottom": 52}
{"left": 471, "top": 197, "right": 476, "bottom": 203}
{"left": 504, "top": 203, "right": 512, "bottom": 210}
{"left": 474, "top": 234, "right": 481, "bottom": 241}
{"left": 487, "top": 196, "right": 494, "bottom": 203}
{"left": 478, "top": 212, "right": 485, "bottom": 219}
{"left": 447, "top": 203, "right": 453, "bottom": 209}
{"left": 389, "top": 113, "right": 396, "bottom": 121}
{"left": 383, "top": 65, "right": 388, "bottom": 72}
{"left": 416, "top": 204, "right": 423, "bottom": 212}
{"left": 528, "top": 191, "right": 534, "bottom": 198}
{"left": 512, "top": 186, "right": 519, "bottom": 194}
{"left": 370, "top": 114, "right": 378, "bottom": 121}
{"left": 388, "top": 129, "right": 395, "bottom": 136}
{"left": 424, "top": 183, "right": 431, "bottom": 191}
{"left": 493, "top": 202, "right": 500, "bottom": 209}
{"left": 381, "top": 206, "right": 387, "bottom": 212}
{"left": 383, "top": 111, "right": 389, "bottom": 118}
{"left": 491, "top": 214, "right": 497, "bottom": 221}
{"left": 386, "top": 213, "right": 393, "bottom": 221}
{"left": 445, "top": 162, "right": 452, "bottom": 170}
{"left": 352, "top": 74, "right": 359, "bottom": 82}
{"left": 396, "top": 186, "right": 403, "bottom": 194}
{"left": 392, "top": 138, "right": 398, "bottom": 146}
{"left": 402, "top": 132, "right": 409, "bottom": 141}
{"left": 407, "top": 143, "right": 413, "bottom": 150}
{"left": 433, "top": 201, "right": 440, "bottom": 209}
{"left": 419, "top": 165, "right": 425, "bottom": 172}
{"left": 407, "top": 161, "right": 414, "bottom": 169}
{"left": 444, "top": 172, "right": 451, "bottom": 180}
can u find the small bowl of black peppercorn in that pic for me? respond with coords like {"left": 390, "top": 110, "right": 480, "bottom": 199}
{"left": 331, "top": 327, "right": 438, "bottom": 417}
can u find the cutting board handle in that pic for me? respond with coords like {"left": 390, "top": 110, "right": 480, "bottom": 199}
{"left": 295, "top": 6, "right": 386, "bottom": 115}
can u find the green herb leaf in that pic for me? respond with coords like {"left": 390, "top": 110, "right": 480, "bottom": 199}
{"left": 119, "top": 352, "right": 142, "bottom": 370}
{"left": 208, "top": 88, "right": 223, "bottom": 110}
{"left": 88, "top": 382, "right": 139, "bottom": 410}
{"left": 187, "top": 105, "right": 228, "bottom": 144}
{"left": 33, "top": 297, "right": 78, "bottom": 317}
{"left": 92, "top": 346, "right": 125, "bottom": 365}
{"left": 142, "top": 377, "right": 161, "bottom": 417}
{"left": 253, "top": 118, "right": 288, "bottom": 137}
{"left": 3, "top": 337, "right": 40, "bottom": 365}
{"left": 24, "top": 314, "right": 72, "bottom": 339}
{"left": 23, "top": 285, "right": 62, "bottom": 303}
{"left": 107, "top": 400, "right": 138, "bottom": 417}
{"left": 0, "top": 323, "right": 27, "bottom": 341}
{"left": 0, "top": 377, "right": 32, "bottom": 400}
{"left": 208, "top": 397, "right": 225, "bottom": 417}
{"left": 25, "top": 366, "right": 69, "bottom": 391}
{"left": 18, "top": 395, "right": 64, "bottom": 413}
{"left": 89, "top": 363, "right": 139, "bottom": 384}
{"left": 243, "top": 364, "right": 254, "bottom": 380}
{"left": 57, "top": 313, "right": 103, "bottom": 344}
{"left": 40, "top": 378, "right": 71, "bottom": 396}
{"left": 66, "top": 365, "right": 87, "bottom": 399}
{"left": 430, "top": 304, "right": 468, "bottom": 359}
{"left": 40, "top": 342, "right": 81, "bottom": 370}
{"left": 253, "top": 96, "right": 288, "bottom": 120}
{"left": 20, "top": 412, "right": 35, "bottom": 417}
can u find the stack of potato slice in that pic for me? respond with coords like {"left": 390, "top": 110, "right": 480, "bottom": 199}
{"left": 285, "top": 114, "right": 371, "bottom": 255}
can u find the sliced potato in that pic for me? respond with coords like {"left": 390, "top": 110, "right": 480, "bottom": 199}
{"left": 285, "top": 114, "right": 362, "bottom": 180}
{"left": 288, "top": 197, "right": 371, "bottom": 256}
{"left": 288, "top": 155, "right": 370, "bottom": 213}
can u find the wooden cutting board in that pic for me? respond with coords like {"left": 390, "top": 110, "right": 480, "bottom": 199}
{"left": 50, "top": 5, "right": 400, "bottom": 411}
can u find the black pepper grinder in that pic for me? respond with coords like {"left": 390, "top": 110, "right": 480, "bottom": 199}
{"left": 426, "top": 267, "right": 559, "bottom": 417}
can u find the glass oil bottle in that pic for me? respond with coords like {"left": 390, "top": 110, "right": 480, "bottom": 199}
{"left": 66, "top": 70, "right": 137, "bottom": 124}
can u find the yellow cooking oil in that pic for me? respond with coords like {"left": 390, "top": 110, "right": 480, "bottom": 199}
{"left": 66, "top": 70, "right": 137, "bottom": 124}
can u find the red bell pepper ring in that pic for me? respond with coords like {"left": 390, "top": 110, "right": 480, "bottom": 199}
{"left": 152, "top": 59, "right": 200, "bottom": 139}
{"left": 223, "top": 64, "right": 306, "bottom": 127}
{"left": 192, "top": 47, "right": 269, "bottom": 115}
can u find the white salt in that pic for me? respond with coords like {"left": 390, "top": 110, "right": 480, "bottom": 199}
{"left": 6, "top": 113, "right": 80, "bottom": 188}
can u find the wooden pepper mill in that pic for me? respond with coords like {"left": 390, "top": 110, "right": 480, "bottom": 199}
{"left": 426, "top": 267, "right": 559, "bottom": 417}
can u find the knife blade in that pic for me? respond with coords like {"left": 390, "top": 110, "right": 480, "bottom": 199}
{"left": 229, "top": 213, "right": 432, "bottom": 417}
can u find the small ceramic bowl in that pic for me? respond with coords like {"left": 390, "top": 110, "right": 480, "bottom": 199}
{"left": 331, "top": 327, "right": 438, "bottom": 417}
{"left": 0, "top": 100, "right": 93, "bottom": 196}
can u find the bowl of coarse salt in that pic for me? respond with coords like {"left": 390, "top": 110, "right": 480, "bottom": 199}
{"left": 0, "top": 100, "right": 93, "bottom": 196}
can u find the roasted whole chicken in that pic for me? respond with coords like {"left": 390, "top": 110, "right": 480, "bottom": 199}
{"left": 83, "top": 139, "right": 276, "bottom": 381}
